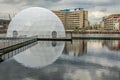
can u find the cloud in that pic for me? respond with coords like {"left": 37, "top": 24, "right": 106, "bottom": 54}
{"left": 89, "top": 11, "right": 110, "bottom": 19}
{"left": 0, "top": 0, "right": 120, "bottom": 24}
{"left": 1, "top": 0, "right": 22, "bottom": 4}
{"left": 0, "top": 4, "right": 19, "bottom": 13}
{"left": 45, "top": 0, "right": 62, "bottom": 2}
{"left": 88, "top": 8, "right": 111, "bottom": 24}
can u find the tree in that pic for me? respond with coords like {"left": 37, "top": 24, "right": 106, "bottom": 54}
{"left": 3, "top": 23, "right": 8, "bottom": 28}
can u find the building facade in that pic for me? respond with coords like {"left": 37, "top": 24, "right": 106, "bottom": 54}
{"left": 102, "top": 14, "right": 120, "bottom": 30}
{"left": 0, "top": 13, "right": 11, "bottom": 28}
{"left": 100, "top": 21, "right": 104, "bottom": 30}
{"left": 118, "top": 20, "right": 120, "bottom": 29}
{"left": 53, "top": 8, "right": 89, "bottom": 30}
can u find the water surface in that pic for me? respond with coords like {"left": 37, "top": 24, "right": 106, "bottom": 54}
{"left": 0, "top": 34, "right": 120, "bottom": 80}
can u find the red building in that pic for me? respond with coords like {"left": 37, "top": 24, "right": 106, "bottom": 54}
{"left": 108, "top": 14, "right": 120, "bottom": 19}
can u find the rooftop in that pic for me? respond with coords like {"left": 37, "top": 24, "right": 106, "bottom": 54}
{"left": 59, "top": 8, "right": 84, "bottom": 12}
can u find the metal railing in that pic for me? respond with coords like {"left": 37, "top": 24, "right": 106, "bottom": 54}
{"left": 0, "top": 35, "right": 38, "bottom": 62}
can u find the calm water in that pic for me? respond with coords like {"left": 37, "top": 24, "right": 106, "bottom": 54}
{"left": 0, "top": 34, "right": 120, "bottom": 80}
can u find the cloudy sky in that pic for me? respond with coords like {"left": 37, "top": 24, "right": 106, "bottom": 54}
{"left": 0, "top": 0, "right": 120, "bottom": 24}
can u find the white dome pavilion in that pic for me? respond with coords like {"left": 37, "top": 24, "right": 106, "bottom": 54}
{"left": 6, "top": 7, "right": 65, "bottom": 68}
{"left": 7, "top": 7, "right": 65, "bottom": 38}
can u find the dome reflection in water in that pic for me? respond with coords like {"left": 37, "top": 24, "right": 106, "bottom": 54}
{"left": 14, "top": 41, "right": 65, "bottom": 68}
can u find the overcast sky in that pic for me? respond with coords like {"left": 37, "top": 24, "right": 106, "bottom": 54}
{"left": 0, "top": 0, "right": 120, "bottom": 24}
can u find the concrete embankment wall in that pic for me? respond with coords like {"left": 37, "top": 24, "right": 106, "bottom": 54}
{"left": 66, "top": 30, "right": 120, "bottom": 34}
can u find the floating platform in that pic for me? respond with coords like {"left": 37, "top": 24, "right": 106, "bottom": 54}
{"left": 37, "top": 38, "right": 72, "bottom": 41}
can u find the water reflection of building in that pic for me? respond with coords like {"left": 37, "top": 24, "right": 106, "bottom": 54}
{"left": 102, "top": 40, "right": 120, "bottom": 51}
{"left": 64, "top": 40, "right": 87, "bottom": 56}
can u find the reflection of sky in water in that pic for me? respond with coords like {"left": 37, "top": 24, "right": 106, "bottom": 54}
{"left": 0, "top": 40, "right": 120, "bottom": 80}
{"left": 63, "top": 40, "right": 120, "bottom": 69}
{"left": 85, "top": 40, "right": 120, "bottom": 68}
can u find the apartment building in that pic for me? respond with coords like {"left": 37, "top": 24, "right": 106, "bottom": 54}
{"left": 53, "top": 8, "right": 89, "bottom": 30}
{"left": 102, "top": 14, "right": 120, "bottom": 30}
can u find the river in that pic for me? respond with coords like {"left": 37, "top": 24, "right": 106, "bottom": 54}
{"left": 0, "top": 34, "right": 120, "bottom": 80}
